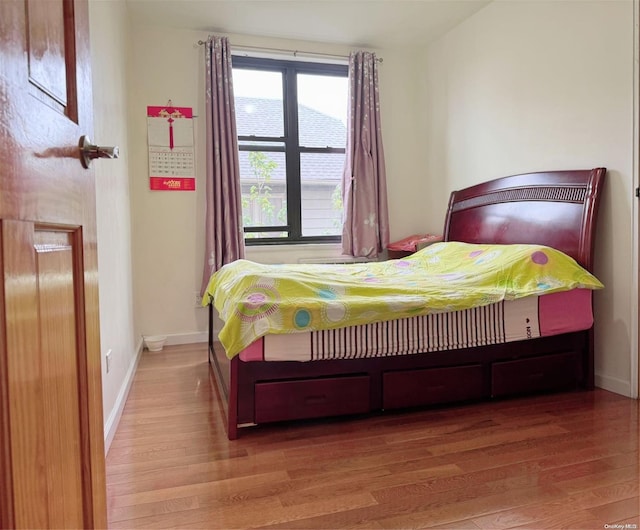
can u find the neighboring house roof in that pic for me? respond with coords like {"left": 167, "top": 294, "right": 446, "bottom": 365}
{"left": 235, "top": 96, "right": 346, "bottom": 146}
{"left": 236, "top": 96, "right": 346, "bottom": 183}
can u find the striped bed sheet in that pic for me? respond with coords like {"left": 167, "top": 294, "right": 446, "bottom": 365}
{"left": 238, "top": 289, "right": 593, "bottom": 362}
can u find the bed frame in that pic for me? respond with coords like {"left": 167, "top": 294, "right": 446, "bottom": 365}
{"left": 208, "top": 168, "right": 606, "bottom": 439}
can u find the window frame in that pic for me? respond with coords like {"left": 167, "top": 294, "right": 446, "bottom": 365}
{"left": 232, "top": 55, "right": 348, "bottom": 245}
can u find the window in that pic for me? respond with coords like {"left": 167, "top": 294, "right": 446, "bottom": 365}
{"left": 232, "top": 56, "right": 348, "bottom": 244}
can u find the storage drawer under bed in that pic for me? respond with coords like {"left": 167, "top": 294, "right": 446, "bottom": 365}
{"left": 491, "top": 351, "right": 580, "bottom": 397}
{"left": 254, "top": 375, "right": 371, "bottom": 423}
{"left": 383, "top": 364, "right": 485, "bottom": 410}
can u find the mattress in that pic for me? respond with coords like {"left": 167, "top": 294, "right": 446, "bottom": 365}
{"left": 238, "top": 289, "right": 593, "bottom": 362}
{"left": 208, "top": 243, "right": 603, "bottom": 359}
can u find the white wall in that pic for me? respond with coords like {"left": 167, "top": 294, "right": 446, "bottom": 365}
{"left": 127, "top": 26, "right": 429, "bottom": 342}
{"left": 423, "top": 0, "right": 636, "bottom": 396}
{"left": 89, "top": 0, "right": 139, "bottom": 449}
{"left": 128, "top": 25, "right": 209, "bottom": 343}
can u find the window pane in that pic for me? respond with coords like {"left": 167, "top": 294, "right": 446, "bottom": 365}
{"left": 297, "top": 73, "right": 348, "bottom": 148}
{"left": 233, "top": 69, "right": 284, "bottom": 137}
{"left": 300, "top": 152, "right": 345, "bottom": 236}
{"left": 239, "top": 151, "right": 287, "bottom": 228}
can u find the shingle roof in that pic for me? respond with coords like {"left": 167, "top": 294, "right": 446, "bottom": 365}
{"left": 235, "top": 96, "right": 346, "bottom": 146}
{"left": 235, "top": 96, "right": 346, "bottom": 182}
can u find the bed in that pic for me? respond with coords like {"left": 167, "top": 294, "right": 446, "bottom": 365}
{"left": 206, "top": 168, "right": 606, "bottom": 439}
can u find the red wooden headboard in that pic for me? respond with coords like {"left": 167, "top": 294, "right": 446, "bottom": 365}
{"left": 443, "top": 168, "right": 606, "bottom": 271}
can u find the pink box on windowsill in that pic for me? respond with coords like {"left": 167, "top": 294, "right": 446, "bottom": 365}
{"left": 387, "top": 234, "right": 443, "bottom": 258}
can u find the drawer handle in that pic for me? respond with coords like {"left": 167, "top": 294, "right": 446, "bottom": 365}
{"left": 305, "top": 394, "right": 328, "bottom": 405}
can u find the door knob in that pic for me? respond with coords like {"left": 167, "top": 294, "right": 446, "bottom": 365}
{"left": 79, "top": 135, "right": 119, "bottom": 169}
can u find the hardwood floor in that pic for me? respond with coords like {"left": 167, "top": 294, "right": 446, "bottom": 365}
{"left": 106, "top": 344, "right": 640, "bottom": 529}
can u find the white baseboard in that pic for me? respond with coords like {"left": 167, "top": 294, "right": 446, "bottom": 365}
{"left": 164, "top": 331, "right": 208, "bottom": 346}
{"left": 103, "top": 337, "right": 143, "bottom": 455}
{"left": 594, "top": 371, "right": 633, "bottom": 398}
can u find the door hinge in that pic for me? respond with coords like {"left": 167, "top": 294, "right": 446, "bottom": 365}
{"left": 636, "top": 187, "right": 640, "bottom": 198}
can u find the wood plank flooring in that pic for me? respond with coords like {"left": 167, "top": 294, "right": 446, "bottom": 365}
{"left": 106, "top": 344, "right": 640, "bottom": 529}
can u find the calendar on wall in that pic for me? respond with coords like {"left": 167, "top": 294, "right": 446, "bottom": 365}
{"left": 147, "top": 104, "right": 195, "bottom": 191}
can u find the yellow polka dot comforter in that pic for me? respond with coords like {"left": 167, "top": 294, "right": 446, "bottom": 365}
{"left": 202, "top": 242, "right": 603, "bottom": 359}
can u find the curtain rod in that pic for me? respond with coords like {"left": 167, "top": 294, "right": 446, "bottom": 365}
{"left": 196, "top": 40, "right": 383, "bottom": 63}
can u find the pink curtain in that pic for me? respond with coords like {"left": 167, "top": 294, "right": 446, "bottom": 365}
{"left": 200, "top": 36, "right": 245, "bottom": 295}
{"left": 341, "top": 51, "right": 390, "bottom": 258}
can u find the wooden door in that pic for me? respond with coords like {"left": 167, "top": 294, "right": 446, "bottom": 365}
{"left": 0, "top": 0, "right": 107, "bottom": 528}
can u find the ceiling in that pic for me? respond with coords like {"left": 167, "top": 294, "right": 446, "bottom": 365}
{"left": 125, "top": 0, "right": 491, "bottom": 49}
